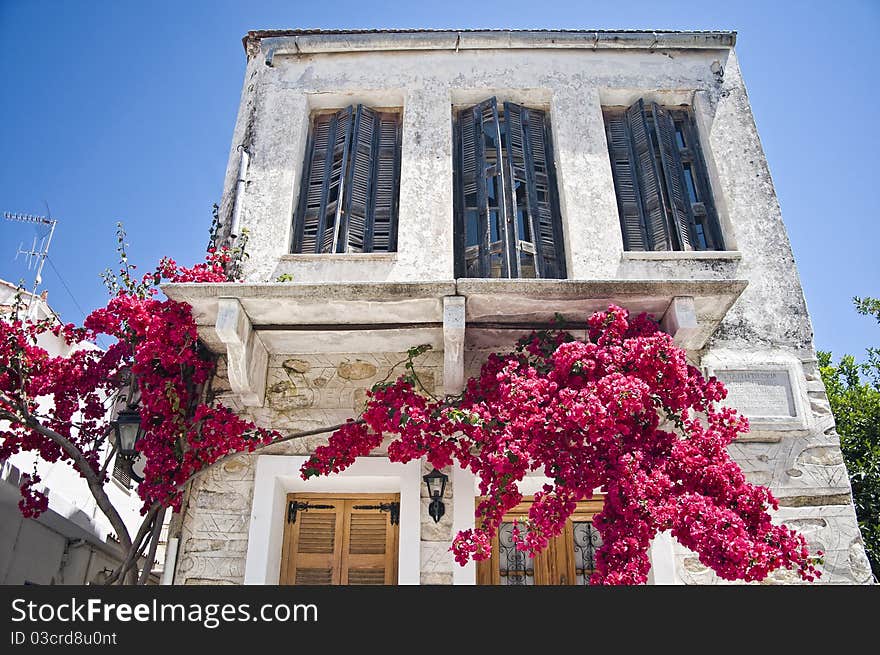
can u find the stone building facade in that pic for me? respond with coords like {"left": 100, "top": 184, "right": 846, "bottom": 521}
{"left": 163, "top": 29, "right": 872, "bottom": 585}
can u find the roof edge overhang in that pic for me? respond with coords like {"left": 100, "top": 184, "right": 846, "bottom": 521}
{"left": 241, "top": 29, "right": 737, "bottom": 63}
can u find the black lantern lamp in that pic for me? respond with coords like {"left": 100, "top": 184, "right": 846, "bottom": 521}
{"left": 423, "top": 468, "right": 448, "bottom": 523}
{"left": 112, "top": 408, "right": 145, "bottom": 460}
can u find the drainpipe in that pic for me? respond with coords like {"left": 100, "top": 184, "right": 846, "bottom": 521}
{"left": 229, "top": 145, "right": 250, "bottom": 243}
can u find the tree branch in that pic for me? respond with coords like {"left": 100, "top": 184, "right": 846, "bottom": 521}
{"left": 0, "top": 390, "right": 134, "bottom": 555}
{"left": 138, "top": 506, "right": 166, "bottom": 585}
{"left": 103, "top": 502, "right": 161, "bottom": 585}
{"left": 176, "top": 420, "right": 363, "bottom": 491}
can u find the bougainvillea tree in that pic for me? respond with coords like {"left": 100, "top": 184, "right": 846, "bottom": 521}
{"left": 0, "top": 228, "right": 300, "bottom": 584}
{"left": 303, "top": 308, "right": 822, "bottom": 584}
{"left": 0, "top": 228, "right": 821, "bottom": 584}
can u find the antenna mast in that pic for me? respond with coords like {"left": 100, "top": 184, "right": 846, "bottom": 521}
{"left": 3, "top": 211, "right": 58, "bottom": 319}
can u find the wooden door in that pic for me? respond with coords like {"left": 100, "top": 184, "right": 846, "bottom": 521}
{"left": 476, "top": 496, "right": 604, "bottom": 586}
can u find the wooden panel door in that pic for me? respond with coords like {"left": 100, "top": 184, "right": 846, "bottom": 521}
{"left": 280, "top": 493, "right": 399, "bottom": 585}
{"left": 476, "top": 496, "right": 604, "bottom": 586}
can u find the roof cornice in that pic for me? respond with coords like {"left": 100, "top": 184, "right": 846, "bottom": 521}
{"left": 242, "top": 29, "right": 736, "bottom": 64}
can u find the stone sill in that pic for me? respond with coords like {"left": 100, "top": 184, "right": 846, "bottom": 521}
{"left": 280, "top": 253, "right": 398, "bottom": 263}
{"left": 622, "top": 250, "right": 742, "bottom": 261}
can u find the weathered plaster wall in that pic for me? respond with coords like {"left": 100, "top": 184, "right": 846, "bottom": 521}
{"left": 176, "top": 39, "right": 871, "bottom": 585}
{"left": 223, "top": 46, "right": 731, "bottom": 283}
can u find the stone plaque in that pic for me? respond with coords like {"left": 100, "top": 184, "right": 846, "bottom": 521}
{"left": 714, "top": 369, "right": 796, "bottom": 419}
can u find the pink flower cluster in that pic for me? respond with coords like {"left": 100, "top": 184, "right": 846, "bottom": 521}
{"left": 302, "top": 305, "right": 822, "bottom": 584}
{"left": 1, "top": 247, "right": 280, "bottom": 516}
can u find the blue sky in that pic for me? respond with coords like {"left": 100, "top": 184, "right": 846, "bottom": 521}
{"left": 1, "top": 0, "right": 878, "bottom": 359}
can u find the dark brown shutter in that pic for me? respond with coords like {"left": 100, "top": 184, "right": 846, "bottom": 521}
{"left": 626, "top": 99, "right": 672, "bottom": 251}
{"left": 652, "top": 103, "right": 698, "bottom": 250}
{"left": 338, "top": 105, "right": 374, "bottom": 253}
{"left": 338, "top": 106, "right": 401, "bottom": 253}
{"left": 368, "top": 110, "right": 401, "bottom": 252}
{"left": 291, "top": 106, "right": 353, "bottom": 254}
{"left": 606, "top": 110, "right": 649, "bottom": 251}
{"left": 456, "top": 97, "right": 507, "bottom": 277}
{"left": 503, "top": 102, "right": 566, "bottom": 279}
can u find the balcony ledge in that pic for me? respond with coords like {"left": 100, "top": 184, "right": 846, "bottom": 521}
{"left": 163, "top": 278, "right": 747, "bottom": 406}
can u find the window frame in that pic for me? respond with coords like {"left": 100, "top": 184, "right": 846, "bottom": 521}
{"left": 291, "top": 105, "right": 403, "bottom": 255}
{"left": 452, "top": 98, "right": 567, "bottom": 280}
{"left": 604, "top": 101, "right": 724, "bottom": 253}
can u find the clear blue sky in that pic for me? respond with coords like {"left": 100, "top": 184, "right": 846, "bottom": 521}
{"left": 1, "top": 0, "right": 878, "bottom": 358}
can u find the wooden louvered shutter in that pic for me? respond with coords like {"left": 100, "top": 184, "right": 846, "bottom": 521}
{"left": 503, "top": 102, "right": 566, "bottom": 279}
{"left": 340, "top": 106, "right": 401, "bottom": 253}
{"left": 291, "top": 106, "right": 354, "bottom": 254}
{"left": 625, "top": 99, "right": 673, "bottom": 251}
{"left": 652, "top": 103, "right": 699, "bottom": 251}
{"left": 606, "top": 110, "right": 650, "bottom": 251}
{"left": 280, "top": 499, "right": 343, "bottom": 585}
{"left": 455, "top": 97, "right": 508, "bottom": 278}
{"left": 280, "top": 494, "right": 399, "bottom": 585}
{"left": 342, "top": 499, "right": 399, "bottom": 584}
{"left": 369, "top": 111, "right": 401, "bottom": 252}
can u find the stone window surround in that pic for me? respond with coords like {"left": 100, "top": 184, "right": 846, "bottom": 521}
{"left": 243, "top": 455, "right": 421, "bottom": 584}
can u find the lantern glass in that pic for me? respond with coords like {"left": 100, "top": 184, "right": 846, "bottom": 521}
{"left": 114, "top": 409, "right": 143, "bottom": 458}
{"left": 423, "top": 468, "right": 447, "bottom": 499}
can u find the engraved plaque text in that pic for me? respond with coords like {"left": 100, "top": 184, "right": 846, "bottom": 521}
{"left": 714, "top": 369, "right": 796, "bottom": 418}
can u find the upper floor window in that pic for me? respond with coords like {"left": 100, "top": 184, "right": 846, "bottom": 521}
{"left": 291, "top": 105, "right": 401, "bottom": 254}
{"left": 604, "top": 99, "right": 724, "bottom": 252}
{"left": 453, "top": 97, "right": 566, "bottom": 279}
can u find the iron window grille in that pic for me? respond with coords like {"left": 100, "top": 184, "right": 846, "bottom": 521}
{"left": 291, "top": 104, "right": 402, "bottom": 254}
{"left": 604, "top": 99, "right": 724, "bottom": 252}
{"left": 453, "top": 97, "right": 566, "bottom": 279}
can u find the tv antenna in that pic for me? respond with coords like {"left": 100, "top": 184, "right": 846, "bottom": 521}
{"left": 4, "top": 210, "right": 58, "bottom": 319}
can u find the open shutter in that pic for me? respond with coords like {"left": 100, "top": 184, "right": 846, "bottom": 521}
{"left": 342, "top": 500, "right": 398, "bottom": 584}
{"left": 280, "top": 500, "right": 343, "bottom": 585}
{"left": 291, "top": 106, "right": 353, "bottom": 253}
{"left": 457, "top": 97, "right": 508, "bottom": 278}
{"left": 369, "top": 111, "right": 401, "bottom": 252}
{"left": 625, "top": 99, "right": 672, "bottom": 251}
{"left": 503, "top": 102, "right": 566, "bottom": 279}
{"left": 652, "top": 103, "right": 698, "bottom": 250}
{"left": 339, "top": 106, "right": 401, "bottom": 253}
{"left": 606, "top": 111, "right": 649, "bottom": 251}
{"left": 339, "top": 105, "right": 375, "bottom": 253}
